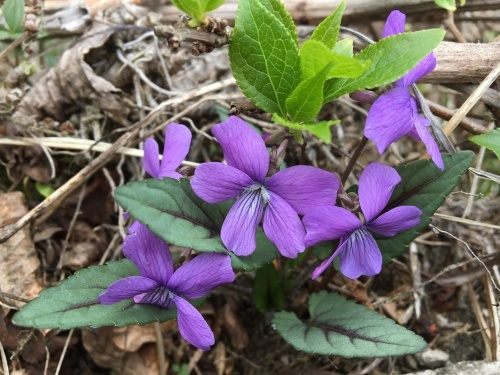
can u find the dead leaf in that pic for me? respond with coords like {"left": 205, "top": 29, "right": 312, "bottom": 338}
{"left": 62, "top": 242, "right": 101, "bottom": 270}
{"left": 0, "top": 192, "right": 42, "bottom": 309}
{"left": 14, "top": 23, "right": 129, "bottom": 123}
{"left": 222, "top": 302, "right": 248, "bottom": 350}
{"left": 83, "top": 322, "right": 175, "bottom": 374}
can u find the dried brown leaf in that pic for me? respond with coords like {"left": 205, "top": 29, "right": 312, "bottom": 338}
{"left": 15, "top": 23, "right": 129, "bottom": 122}
{"left": 0, "top": 192, "right": 42, "bottom": 309}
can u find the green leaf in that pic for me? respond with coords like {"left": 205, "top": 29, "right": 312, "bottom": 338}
{"left": 115, "top": 178, "right": 228, "bottom": 252}
{"left": 114, "top": 178, "right": 275, "bottom": 271}
{"left": 12, "top": 259, "right": 192, "bottom": 329}
{"left": 323, "top": 29, "right": 445, "bottom": 102}
{"left": 332, "top": 38, "right": 354, "bottom": 57}
{"left": 310, "top": 1, "right": 345, "bottom": 49}
{"left": 3, "top": 0, "right": 25, "bottom": 32}
{"left": 286, "top": 62, "right": 333, "bottom": 122}
{"left": 272, "top": 113, "right": 339, "bottom": 143}
{"left": 259, "top": 0, "right": 297, "bottom": 44}
{"left": 171, "top": 0, "right": 205, "bottom": 22}
{"left": 35, "top": 182, "right": 54, "bottom": 198}
{"left": 227, "top": 229, "right": 278, "bottom": 271}
{"left": 272, "top": 291, "right": 427, "bottom": 357}
{"left": 375, "top": 151, "right": 474, "bottom": 262}
{"left": 229, "top": 0, "right": 301, "bottom": 116}
{"left": 300, "top": 40, "right": 369, "bottom": 80}
{"left": 434, "top": 0, "right": 457, "bottom": 10}
{"left": 252, "top": 262, "right": 285, "bottom": 313}
{"left": 205, "top": 0, "right": 226, "bottom": 12}
{"left": 470, "top": 129, "right": 500, "bottom": 159}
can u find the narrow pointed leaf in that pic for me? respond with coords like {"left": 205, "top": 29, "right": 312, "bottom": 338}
{"left": 272, "top": 291, "right": 427, "bottom": 357}
{"left": 300, "top": 40, "right": 369, "bottom": 80}
{"left": 286, "top": 62, "right": 334, "bottom": 122}
{"left": 374, "top": 151, "right": 474, "bottom": 262}
{"left": 273, "top": 113, "right": 339, "bottom": 143}
{"left": 12, "top": 260, "right": 190, "bottom": 329}
{"left": 470, "top": 129, "right": 500, "bottom": 159}
{"left": 229, "top": 0, "right": 301, "bottom": 116}
{"left": 310, "top": 1, "right": 345, "bottom": 49}
{"left": 259, "top": 0, "right": 297, "bottom": 43}
{"left": 323, "top": 29, "right": 445, "bottom": 102}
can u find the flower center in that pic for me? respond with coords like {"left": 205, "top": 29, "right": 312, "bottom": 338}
{"left": 245, "top": 182, "right": 270, "bottom": 204}
{"left": 135, "top": 286, "right": 175, "bottom": 309}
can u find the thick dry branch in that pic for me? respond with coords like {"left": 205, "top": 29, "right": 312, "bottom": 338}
{"left": 422, "top": 42, "right": 500, "bottom": 84}
{"left": 160, "top": 0, "right": 500, "bottom": 24}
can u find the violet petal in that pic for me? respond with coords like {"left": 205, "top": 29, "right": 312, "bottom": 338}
{"left": 365, "top": 88, "right": 417, "bottom": 154}
{"left": 262, "top": 191, "right": 306, "bottom": 258}
{"left": 265, "top": 166, "right": 339, "bottom": 215}
{"left": 311, "top": 238, "right": 350, "bottom": 279}
{"left": 338, "top": 228, "right": 382, "bottom": 279}
{"left": 122, "top": 224, "right": 174, "bottom": 284}
{"left": 359, "top": 162, "right": 401, "bottom": 223}
{"left": 368, "top": 206, "right": 422, "bottom": 236}
{"left": 98, "top": 276, "right": 160, "bottom": 304}
{"left": 303, "top": 206, "right": 362, "bottom": 247}
{"left": 168, "top": 253, "right": 235, "bottom": 299}
{"left": 396, "top": 53, "right": 436, "bottom": 88}
{"left": 174, "top": 295, "right": 214, "bottom": 351}
{"left": 211, "top": 116, "right": 269, "bottom": 183}
{"left": 134, "top": 286, "right": 175, "bottom": 308}
{"left": 191, "top": 162, "right": 254, "bottom": 203}
{"left": 159, "top": 123, "right": 192, "bottom": 178}
{"left": 382, "top": 10, "right": 405, "bottom": 38}
{"left": 221, "top": 190, "right": 264, "bottom": 256}
{"left": 413, "top": 115, "right": 444, "bottom": 170}
{"left": 143, "top": 138, "right": 160, "bottom": 178}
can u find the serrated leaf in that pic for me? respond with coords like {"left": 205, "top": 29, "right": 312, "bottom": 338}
{"left": 470, "top": 129, "right": 500, "bottom": 159}
{"left": 300, "top": 40, "right": 369, "bottom": 80}
{"left": 252, "top": 262, "right": 284, "bottom": 313}
{"left": 115, "top": 178, "right": 275, "bottom": 271}
{"left": 259, "top": 0, "right": 297, "bottom": 44}
{"left": 323, "top": 29, "right": 445, "bottom": 102}
{"left": 171, "top": 0, "right": 224, "bottom": 22}
{"left": 12, "top": 259, "right": 189, "bottom": 329}
{"left": 272, "top": 291, "right": 427, "bottom": 357}
{"left": 229, "top": 0, "right": 301, "bottom": 116}
{"left": 115, "top": 178, "right": 229, "bottom": 252}
{"left": 434, "top": 0, "right": 457, "bottom": 10}
{"left": 310, "top": 1, "right": 345, "bottom": 49}
{"left": 286, "top": 62, "right": 333, "bottom": 122}
{"left": 333, "top": 38, "right": 353, "bottom": 57}
{"left": 272, "top": 113, "right": 339, "bottom": 143}
{"left": 3, "top": 0, "right": 25, "bottom": 32}
{"left": 375, "top": 151, "right": 474, "bottom": 262}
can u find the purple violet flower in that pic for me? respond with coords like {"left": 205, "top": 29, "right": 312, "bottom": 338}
{"left": 364, "top": 10, "right": 444, "bottom": 170}
{"left": 303, "top": 162, "right": 422, "bottom": 279}
{"left": 98, "top": 224, "right": 235, "bottom": 350}
{"left": 191, "top": 116, "right": 340, "bottom": 258}
{"left": 143, "top": 123, "right": 192, "bottom": 179}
